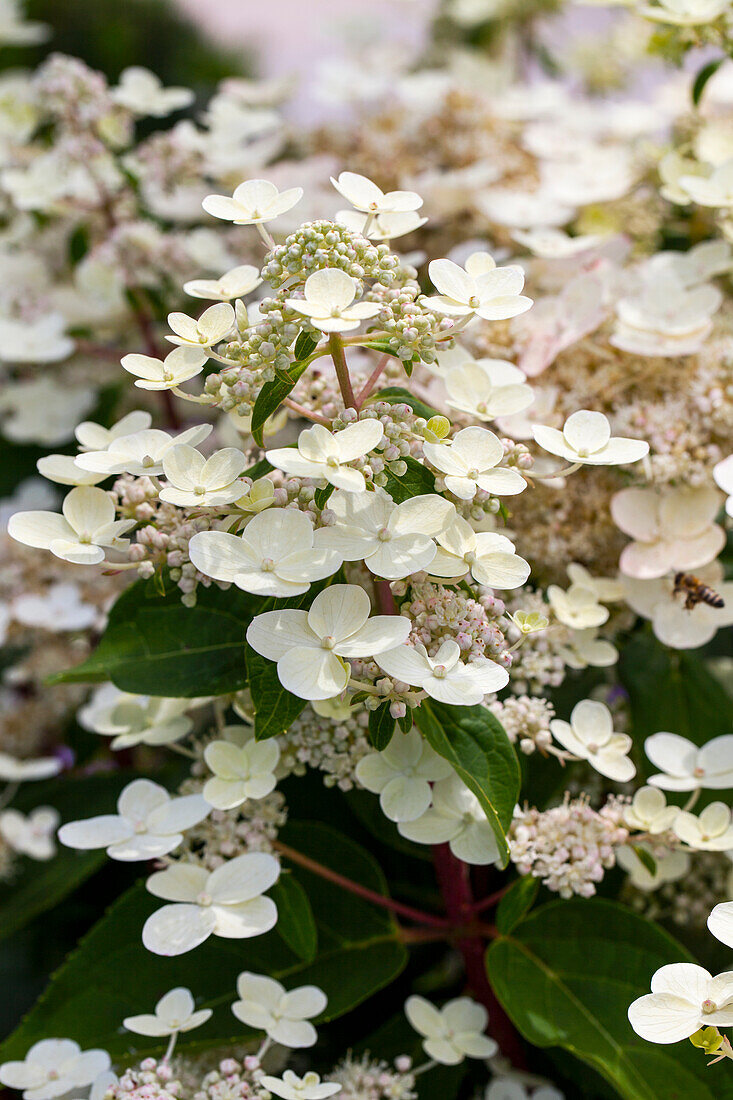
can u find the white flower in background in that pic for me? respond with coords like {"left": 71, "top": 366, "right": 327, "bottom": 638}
{"left": 58, "top": 778, "right": 209, "bottom": 861}
{"left": 335, "top": 209, "right": 427, "bottom": 240}
{"left": 424, "top": 252, "right": 532, "bottom": 322}
{"left": 556, "top": 628, "right": 619, "bottom": 671}
{"left": 8, "top": 486, "right": 135, "bottom": 565}
{"left": 36, "top": 455, "right": 107, "bottom": 487}
{"left": 639, "top": 0, "right": 729, "bottom": 26}
{"left": 628, "top": 964, "right": 733, "bottom": 1043}
{"left": 260, "top": 1071, "right": 340, "bottom": 1100}
{"left": 623, "top": 787, "right": 680, "bottom": 834}
{"left": 266, "top": 421, "right": 384, "bottom": 493}
{"left": 0, "top": 377, "right": 96, "bottom": 446}
{"left": 203, "top": 738, "right": 280, "bottom": 809}
{"left": 0, "top": 1040, "right": 110, "bottom": 1100}
{"left": 646, "top": 241, "right": 732, "bottom": 286}
{"left": 423, "top": 426, "right": 527, "bottom": 500}
{"left": 512, "top": 227, "right": 607, "bottom": 258}
{"left": 405, "top": 995, "right": 498, "bottom": 1064}
{"left": 443, "top": 359, "right": 534, "bottom": 421}
{"left": 166, "top": 303, "right": 235, "bottom": 349}
{"left": 645, "top": 732, "right": 733, "bottom": 791}
{"left": 611, "top": 276, "right": 722, "bottom": 356}
{"left": 495, "top": 384, "right": 559, "bottom": 441}
{"left": 0, "top": 313, "right": 73, "bottom": 363}
{"left": 123, "top": 987, "right": 211, "bottom": 1037}
{"left": 121, "top": 346, "right": 209, "bottom": 390}
{"left": 533, "top": 411, "right": 648, "bottom": 466}
{"left": 611, "top": 485, "right": 724, "bottom": 579}
{"left": 78, "top": 685, "right": 194, "bottom": 750}
{"left": 0, "top": 0, "right": 48, "bottom": 44}
{"left": 616, "top": 844, "right": 689, "bottom": 892}
{"left": 202, "top": 179, "right": 303, "bottom": 225}
{"left": 285, "top": 269, "right": 380, "bottom": 334}
{"left": 75, "top": 412, "right": 153, "bottom": 451}
{"left": 429, "top": 516, "right": 530, "bottom": 589}
{"left": 190, "top": 509, "right": 341, "bottom": 597}
{"left": 355, "top": 728, "right": 452, "bottom": 822}
{"left": 547, "top": 584, "right": 609, "bottom": 629}
{"left": 232, "top": 972, "right": 327, "bottom": 1048}
{"left": 0, "top": 753, "right": 61, "bottom": 781}
{"left": 565, "top": 562, "right": 624, "bottom": 604}
{"left": 111, "top": 67, "right": 194, "bottom": 117}
{"left": 709, "top": 902, "right": 733, "bottom": 948}
{"left": 477, "top": 186, "right": 575, "bottom": 230}
{"left": 513, "top": 275, "right": 607, "bottom": 378}
{"left": 486, "top": 1081, "right": 564, "bottom": 1100}
{"left": 0, "top": 807, "right": 59, "bottom": 860}
{"left": 714, "top": 455, "right": 733, "bottom": 518}
{"left": 622, "top": 567, "right": 733, "bottom": 649}
{"left": 184, "top": 264, "right": 263, "bottom": 301}
{"left": 316, "top": 488, "right": 454, "bottom": 579}
{"left": 399, "top": 773, "right": 501, "bottom": 865}
{"left": 246, "top": 584, "right": 411, "bottom": 701}
{"left": 673, "top": 803, "right": 733, "bottom": 851}
{"left": 142, "top": 852, "right": 280, "bottom": 956}
{"left": 550, "top": 700, "right": 635, "bottom": 781}
{"left": 377, "top": 638, "right": 509, "bottom": 706}
{"left": 679, "top": 159, "right": 733, "bottom": 207}
{"left": 74, "top": 424, "right": 212, "bottom": 478}
{"left": 11, "top": 582, "right": 98, "bottom": 631}
{"left": 160, "top": 446, "right": 247, "bottom": 507}
{"left": 331, "top": 171, "right": 423, "bottom": 214}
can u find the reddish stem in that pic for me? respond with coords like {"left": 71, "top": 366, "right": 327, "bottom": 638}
{"left": 283, "top": 397, "right": 332, "bottom": 427}
{"left": 355, "top": 353, "right": 390, "bottom": 410}
{"left": 471, "top": 884, "right": 512, "bottom": 914}
{"left": 433, "top": 844, "right": 527, "bottom": 1069}
{"left": 329, "top": 333, "right": 356, "bottom": 410}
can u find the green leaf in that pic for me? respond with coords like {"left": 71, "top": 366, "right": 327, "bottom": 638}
{"left": 369, "top": 387, "right": 440, "bottom": 421}
{"left": 488, "top": 898, "right": 732, "bottom": 1100}
{"left": 251, "top": 358, "right": 311, "bottom": 445}
{"left": 271, "top": 875, "right": 317, "bottom": 962}
{"left": 315, "top": 484, "right": 334, "bottom": 509}
{"left": 247, "top": 643, "right": 305, "bottom": 740}
{"left": 368, "top": 702, "right": 396, "bottom": 750}
{"left": 495, "top": 876, "right": 539, "bottom": 934}
{"left": 383, "top": 456, "right": 436, "bottom": 504}
{"left": 692, "top": 59, "right": 723, "bottom": 106}
{"left": 0, "top": 824, "right": 406, "bottom": 1061}
{"left": 51, "top": 575, "right": 258, "bottom": 697}
{"left": 293, "top": 330, "right": 320, "bottom": 361}
{"left": 397, "top": 710, "right": 413, "bottom": 733}
{"left": 632, "top": 845, "right": 657, "bottom": 877}
{"left": 415, "top": 700, "right": 520, "bottom": 865}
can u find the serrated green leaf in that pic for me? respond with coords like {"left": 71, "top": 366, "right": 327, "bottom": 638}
{"left": 271, "top": 874, "right": 317, "bottom": 962}
{"left": 415, "top": 700, "right": 519, "bottom": 865}
{"left": 383, "top": 456, "right": 436, "bottom": 504}
{"left": 368, "top": 702, "right": 396, "bottom": 750}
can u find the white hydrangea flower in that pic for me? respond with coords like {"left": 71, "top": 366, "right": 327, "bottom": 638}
{"left": 533, "top": 410, "right": 648, "bottom": 466}
{"left": 622, "top": 567, "right": 733, "bottom": 649}
{"left": 36, "top": 455, "right": 107, "bottom": 487}
{"left": 679, "top": 159, "right": 733, "bottom": 206}
{"left": 423, "top": 426, "right": 527, "bottom": 500}
{"left": 0, "top": 377, "right": 96, "bottom": 446}
{"left": 709, "top": 902, "right": 733, "bottom": 948}
{"left": 512, "top": 227, "right": 607, "bottom": 258}
{"left": 159, "top": 445, "right": 247, "bottom": 507}
{"left": 547, "top": 583, "right": 609, "bottom": 629}
{"left": 111, "top": 67, "right": 194, "bottom": 116}
{"left": 123, "top": 987, "right": 212, "bottom": 1037}
{"left": 7, "top": 486, "right": 135, "bottom": 565}
{"left": 11, "top": 582, "right": 98, "bottom": 631}
{"left": 266, "top": 421, "right": 384, "bottom": 493}
{"left": 615, "top": 844, "right": 689, "bottom": 892}
{"left": 58, "top": 778, "right": 209, "bottom": 861}
{"left": 335, "top": 209, "right": 427, "bottom": 240}
{"left": 315, "top": 488, "right": 454, "bottom": 579}
{"left": 260, "top": 1071, "right": 340, "bottom": 1100}
{"left": 74, "top": 424, "right": 212, "bottom": 478}
{"left": 285, "top": 269, "right": 381, "bottom": 334}
{"left": 331, "top": 171, "right": 423, "bottom": 214}
{"left": 713, "top": 454, "right": 733, "bottom": 519}
{"left": 645, "top": 732, "right": 733, "bottom": 791}
{"left": 0, "top": 1041, "right": 110, "bottom": 1100}
{"left": 623, "top": 787, "right": 680, "bottom": 834}
{"left": 120, "top": 346, "right": 209, "bottom": 391}
{"left": 399, "top": 773, "right": 501, "bottom": 865}
{"left": 0, "top": 313, "right": 74, "bottom": 364}
{"left": 405, "top": 995, "right": 498, "bottom": 1064}
{"left": 628, "top": 963, "right": 733, "bottom": 1043}
{"left": 429, "top": 515, "right": 530, "bottom": 589}
{"left": 550, "top": 700, "right": 635, "bottom": 782}
{"left": 0, "top": 807, "right": 59, "bottom": 860}
{"left": 377, "top": 638, "right": 508, "bottom": 706}
{"left": 424, "top": 252, "right": 532, "bottom": 323}
{"left": 477, "top": 187, "right": 575, "bottom": 230}
{"left": 444, "top": 360, "right": 534, "bottom": 421}
{"left": 611, "top": 276, "right": 722, "bottom": 356}
{"left": 0, "top": 753, "right": 61, "bottom": 781}
{"left": 142, "top": 852, "right": 280, "bottom": 956}
{"left": 78, "top": 684, "right": 194, "bottom": 750}
{"left": 639, "top": 0, "right": 729, "bottom": 26}
{"left": 355, "top": 728, "right": 452, "bottom": 822}
{"left": 74, "top": 411, "right": 153, "bottom": 451}
{"left": 166, "top": 303, "right": 235, "bottom": 349}
{"left": 246, "top": 583, "right": 411, "bottom": 700}
{"left": 203, "top": 738, "right": 280, "bottom": 810}
{"left": 556, "top": 628, "right": 618, "bottom": 670}
{"left": 565, "top": 562, "right": 624, "bottom": 604}
{"left": 183, "top": 264, "right": 263, "bottom": 301}
{"left": 202, "top": 179, "right": 303, "bottom": 225}
{"left": 611, "top": 485, "right": 724, "bottom": 579}
{"left": 673, "top": 803, "right": 733, "bottom": 851}
{"left": 486, "top": 1081, "right": 564, "bottom": 1100}
{"left": 231, "top": 972, "right": 327, "bottom": 1048}
{"left": 190, "top": 508, "right": 341, "bottom": 597}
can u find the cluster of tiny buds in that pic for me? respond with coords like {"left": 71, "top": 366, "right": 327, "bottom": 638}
{"left": 489, "top": 695, "right": 556, "bottom": 755}
{"left": 501, "top": 437, "right": 534, "bottom": 471}
{"left": 369, "top": 282, "right": 455, "bottom": 364}
{"left": 261, "top": 221, "right": 400, "bottom": 287}
{"left": 106, "top": 1058, "right": 182, "bottom": 1100}
{"left": 392, "top": 579, "right": 512, "bottom": 668}
{"left": 331, "top": 405, "right": 424, "bottom": 486}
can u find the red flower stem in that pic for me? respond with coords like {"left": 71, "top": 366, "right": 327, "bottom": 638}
{"left": 355, "top": 353, "right": 390, "bottom": 410}
{"left": 471, "top": 884, "right": 512, "bottom": 914}
{"left": 329, "top": 333, "right": 356, "bottom": 410}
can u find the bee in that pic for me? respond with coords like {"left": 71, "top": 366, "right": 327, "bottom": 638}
{"left": 673, "top": 572, "right": 725, "bottom": 612}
